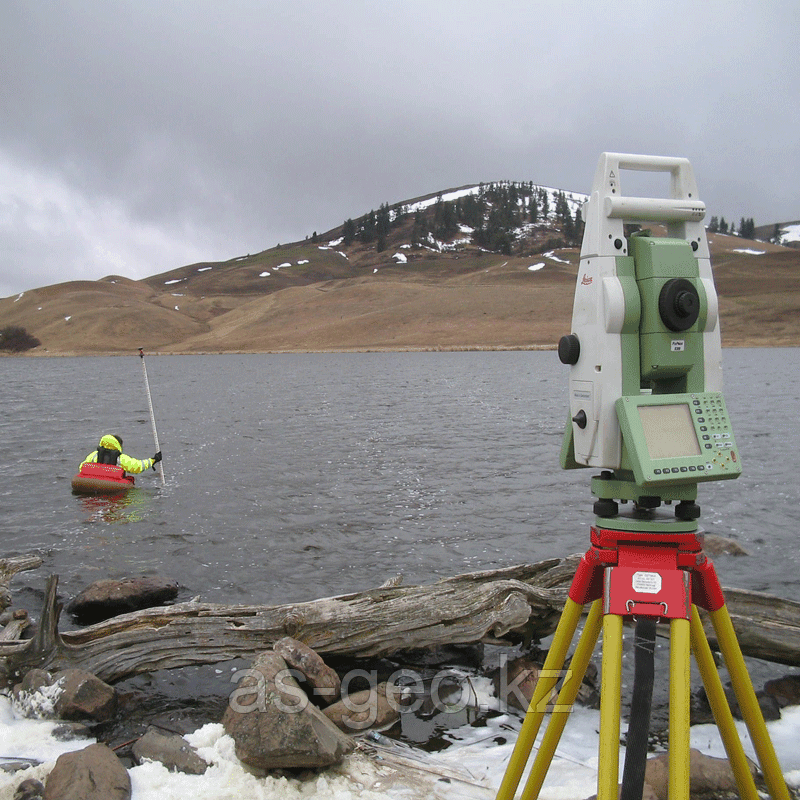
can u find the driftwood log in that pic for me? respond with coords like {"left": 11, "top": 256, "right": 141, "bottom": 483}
{"left": 699, "top": 588, "right": 800, "bottom": 666}
{"left": 0, "top": 554, "right": 43, "bottom": 612}
{"left": 3, "top": 553, "right": 800, "bottom": 686}
{"left": 1, "top": 558, "right": 577, "bottom": 684}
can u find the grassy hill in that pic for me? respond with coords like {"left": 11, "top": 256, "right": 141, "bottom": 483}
{"left": 2, "top": 183, "right": 799, "bottom": 354}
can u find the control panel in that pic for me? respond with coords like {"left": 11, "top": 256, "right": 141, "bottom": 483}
{"left": 616, "top": 392, "right": 741, "bottom": 488}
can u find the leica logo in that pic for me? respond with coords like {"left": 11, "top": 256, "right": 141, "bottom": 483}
{"left": 580, "top": 274, "right": 593, "bottom": 286}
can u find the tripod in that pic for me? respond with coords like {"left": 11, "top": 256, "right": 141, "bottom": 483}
{"left": 495, "top": 523, "right": 790, "bottom": 800}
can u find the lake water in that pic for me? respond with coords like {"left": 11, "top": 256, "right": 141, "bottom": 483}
{"left": 2, "top": 349, "right": 800, "bottom": 797}
{"left": 3, "top": 349, "right": 799, "bottom": 611}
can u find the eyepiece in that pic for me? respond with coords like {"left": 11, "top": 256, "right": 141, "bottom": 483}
{"left": 658, "top": 278, "right": 700, "bottom": 331}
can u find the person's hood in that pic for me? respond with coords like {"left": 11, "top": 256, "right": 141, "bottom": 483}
{"left": 98, "top": 434, "right": 122, "bottom": 452}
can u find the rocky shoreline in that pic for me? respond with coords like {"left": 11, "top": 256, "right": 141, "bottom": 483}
{"left": 3, "top": 560, "right": 800, "bottom": 799}
{"left": 5, "top": 632, "right": 800, "bottom": 800}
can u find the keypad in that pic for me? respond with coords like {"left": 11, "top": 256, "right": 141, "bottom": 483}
{"left": 692, "top": 393, "right": 738, "bottom": 474}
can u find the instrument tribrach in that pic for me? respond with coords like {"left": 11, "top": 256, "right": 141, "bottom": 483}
{"left": 496, "top": 153, "right": 789, "bottom": 800}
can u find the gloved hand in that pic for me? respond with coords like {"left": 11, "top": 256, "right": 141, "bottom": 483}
{"left": 152, "top": 451, "right": 163, "bottom": 464}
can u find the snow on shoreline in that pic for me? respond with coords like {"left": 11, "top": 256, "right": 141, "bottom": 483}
{"left": 3, "top": 681, "right": 800, "bottom": 800}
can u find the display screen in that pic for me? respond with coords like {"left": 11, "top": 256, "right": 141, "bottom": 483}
{"left": 637, "top": 403, "right": 702, "bottom": 459}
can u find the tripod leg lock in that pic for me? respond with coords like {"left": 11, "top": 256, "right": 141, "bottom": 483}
{"left": 691, "top": 557, "right": 726, "bottom": 612}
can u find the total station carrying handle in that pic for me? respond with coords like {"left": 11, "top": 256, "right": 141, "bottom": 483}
{"left": 581, "top": 152, "right": 708, "bottom": 259}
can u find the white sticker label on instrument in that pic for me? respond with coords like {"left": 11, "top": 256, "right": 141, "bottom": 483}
{"left": 671, "top": 340, "right": 685, "bottom": 352}
{"left": 632, "top": 571, "right": 662, "bottom": 594}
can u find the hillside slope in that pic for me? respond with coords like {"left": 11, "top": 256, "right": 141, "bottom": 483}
{"left": 2, "top": 183, "right": 798, "bottom": 354}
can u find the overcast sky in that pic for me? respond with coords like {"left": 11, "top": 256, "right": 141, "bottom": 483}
{"left": 2, "top": 1, "right": 798, "bottom": 298}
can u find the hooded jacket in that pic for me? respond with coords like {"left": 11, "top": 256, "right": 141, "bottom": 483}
{"left": 81, "top": 434, "right": 155, "bottom": 474}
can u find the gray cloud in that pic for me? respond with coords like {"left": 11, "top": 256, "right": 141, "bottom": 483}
{"left": 2, "top": 0, "right": 798, "bottom": 297}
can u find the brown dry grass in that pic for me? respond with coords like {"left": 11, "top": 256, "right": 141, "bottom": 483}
{"left": 2, "top": 236, "right": 798, "bottom": 356}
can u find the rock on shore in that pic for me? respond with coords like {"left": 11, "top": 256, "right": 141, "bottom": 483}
{"left": 221, "top": 650, "right": 354, "bottom": 770}
{"left": 67, "top": 576, "right": 179, "bottom": 624}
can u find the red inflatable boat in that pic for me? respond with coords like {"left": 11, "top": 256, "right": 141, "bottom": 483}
{"left": 71, "top": 462, "right": 136, "bottom": 495}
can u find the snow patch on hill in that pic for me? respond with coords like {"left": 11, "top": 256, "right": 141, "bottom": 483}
{"left": 404, "top": 184, "right": 588, "bottom": 219}
{"left": 781, "top": 223, "right": 800, "bottom": 244}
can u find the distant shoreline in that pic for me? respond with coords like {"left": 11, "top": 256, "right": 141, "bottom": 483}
{"left": 5, "top": 342, "right": 792, "bottom": 357}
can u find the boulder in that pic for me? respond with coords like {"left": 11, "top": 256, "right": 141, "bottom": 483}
{"left": 132, "top": 728, "right": 208, "bottom": 775}
{"left": 273, "top": 636, "right": 341, "bottom": 705}
{"left": 644, "top": 748, "right": 758, "bottom": 800}
{"left": 67, "top": 576, "right": 179, "bottom": 623}
{"left": 13, "top": 669, "right": 54, "bottom": 699}
{"left": 763, "top": 674, "right": 800, "bottom": 707}
{"left": 12, "top": 669, "right": 114, "bottom": 724}
{"left": 53, "top": 669, "right": 117, "bottom": 722}
{"left": 722, "top": 685, "right": 781, "bottom": 722}
{"left": 12, "top": 669, "right": 61, "bottom": 719}
{"left": 702, "top": 534, "right": 750, "bottom": 557}
{"left": 44, "top": 743, "right": 131, "bottom": 800}
{"left": 13, "top": 778, "right": 45, "bottom": 800}
{"left": 694, "top": 683, "right": 781, "bottom": 724}
{"left": 52, "top": 722, "right": 92, "bottom": 741}
{"left": 222, "top": 651, "right": 354, "bottom": 770}
{"left": 492, "top": 656, "right": 564, "bottom": 712}
{"left": 322, "top": 682, "right": 401, "bottom": 732}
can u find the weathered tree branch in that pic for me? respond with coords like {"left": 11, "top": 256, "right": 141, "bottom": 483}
{"left": 0, "top": 610, "right": 30, "bottom": 642}
{"left": 2, "top": 559, "right": 576, "bottom": 684}
{"left": 0, "top": 555, "right": 43, "bottom": 585}
{"left": 0, "top": 555, "right": 43, "bottom": 612}
{"left": 4, "top": 553, "right": 800, "bottom": 687}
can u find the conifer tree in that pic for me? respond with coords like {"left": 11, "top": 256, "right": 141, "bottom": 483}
{"left": 411, "top": 210, "right": 428, "bottom": 245}
{"left": 540, "top": 189, "right": 549, "bottom": 218}
{"left": 433, "top": 197, "right": 458, "bottom": 240}
{"left": 529, "top": 194, "right": 539, "bottom": 223}
{"left": 738, "top": 217, "right": 756, "bottom": 239}
{"left": 342, "top": 218, "right": 356, "bottom": 245}
{"left": 360, "top": 210, "right": 377, "bottom": 243}
{"left": 376, "top": 203, "right": 391, "bottom": 242}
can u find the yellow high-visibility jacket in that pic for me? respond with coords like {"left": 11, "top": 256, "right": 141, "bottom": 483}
{"left": 81, "top": 434, "right": 155, "bottom": 474}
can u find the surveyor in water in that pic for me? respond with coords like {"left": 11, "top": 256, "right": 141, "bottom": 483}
{"left": 81, "top": 434, "right": 162, "bottom": 474}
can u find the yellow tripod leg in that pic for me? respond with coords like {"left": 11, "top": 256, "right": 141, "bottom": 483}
{"left": 669, "top": 617, "right": 691, "bottom": 800}
{"left": 520, "top": 600, "right": 604, "bottom": 800}
{"left": 495, "top": 597, "right": 585, "bottom": 800}
{"left": 710, "top": 605, "right": 790, "bottom": 800}
{"left": 689, "top": 605, "right": 760, "bottom": 800}
{"left": 598, "top": 612, "right": 623, "bottom": 800}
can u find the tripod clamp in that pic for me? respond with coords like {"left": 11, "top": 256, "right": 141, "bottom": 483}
{"left": 569, "top": 526, "right": 724, "bottom": 619}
